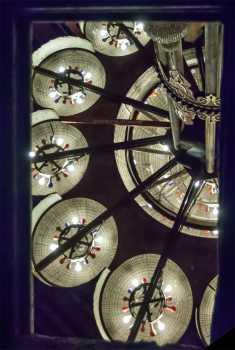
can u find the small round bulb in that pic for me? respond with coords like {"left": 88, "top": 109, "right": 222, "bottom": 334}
{"left": 71, "top": 216, "right": 79, "bottom": 225}
{"left": 38, "top": 177, "right": 46, "bottom": 186}
{"left": 100, "top": 28, "right": 108, "bottom": 38}
{"left": 58, "top": 66, "right": 65, "bottom": 73}
{"left": 95, "top": 235, "right": 103, "bottom": 244}
{"left": 132, "top": 279, "right": 139, "bottom": 287}
{"left": 75, "top": 262, "right": 82, "bottom": 272}
{"left": 122, "top": 315, "right": 132, "bottom": 324}
{"left": 29, "top": 151, "right": 36, "bottom": 158}
{"left": 49, "top": 243, "right": 58, "bottom": 251}
{"left": 56, "top": 138, "right": 64, "bottom": 146}
{"left": 157, "top": 320, "right": 165, "bottom": 331}
{"left": 67, "top": 163, "right": 75, "bottom": 172}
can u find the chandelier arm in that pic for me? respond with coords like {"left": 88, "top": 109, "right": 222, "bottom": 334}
{"left": 131, "top": 147, "right": 171, "bottom": 155}
{"left": 32, "top": 135, "right": 169, "bottom": 163}
{"left": 49, "top": 122, "right": 55, "bottom": 139}
{"left": 149, "top": 168, "right": 188, "bottom": 191}
{"left": 61, "top": 118, "right": 170, "bottom": 128}
{"left": 186, "top": 180, "right": 205, "bottom": 218}
{"left": 168, "top": 95, "right": 181, "bottom": 150}
{"left": 116, "top": 22, "right": 144, "bottom": 50}
{"left": 128, "top": 176, "right": 201, "bottom": 342}
{"left": 33, "top": 66, "right": 169, "bottom": 119}
{"left": 35, "top": 158, "right": 177, "bottom": 273}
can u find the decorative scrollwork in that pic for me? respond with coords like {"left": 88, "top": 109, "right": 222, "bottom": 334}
{"left": 174, "top": 102, "right": 196, "bottom": 125}
{"left": 197, "top": 111, "right": 221, "bottom": 122}
{"left": 169, "top": 69, "right": 194, "bottom": 99}
{"left": 154, "top": 58, "right": 221, "bottom": 116}
{"left": 197, "top": 95, "right": 221, "bottom": 107}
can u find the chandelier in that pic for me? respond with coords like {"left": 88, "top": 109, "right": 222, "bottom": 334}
{"left": 31, "top": 20, "right": 222, "bottom": 344}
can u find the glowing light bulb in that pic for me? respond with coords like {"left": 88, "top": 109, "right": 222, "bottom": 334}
{"left": 84, "top": 71, "right": 92, "bottom": 80}
{"left": 135, "top": 22, "right": 144, "bottom": 31}
{"left": 164, "top": 285, "right": 172, "bottom": 293}
{"left": 56, "top": 138, "right": 64, "bottom": 146}
{"left": 49, "top": 90, "right": 58, "bottom": 98}
{"left": 133, "top": 159, "right": 137, "bottom": 165}
{"left": 75, "top": 92, "right": 85, "bottom": 104}
{"left": 58, "top": 66, "right": 65, "bottom": 73}
{"left": 122, "top": 315, "right": 132, "bottom": 324}
{"left": 157, "top": 320, "right": 165, "bottom": 331}
{"left": 67, "top": 163, "right": 75, "bottom": 172}
{"left": 75, "top": 262, "right": 82, "bottom": 272}
{"left": 132, "top": 279, "right": 139, "bottom": 287}
{"left": 49, "top": 243, "right": 58, "bottom": 251}
{"left": 213, "top": 207, "right": 219, "bottom": 216}
{"left": 100, "top": 28, "right": 108, "bottom": 38}
{"left": 147, "top": 203, "right": 153, "bottom": 209}
{"left": 120, "top": 42, "right": 127, "bottom": 50}
{"left": 213, "top": 229, "right": 219, "bottom": 236}
{"left": 195, "top": 180, "right": 200, "bottom": 188}
{"left": 71, "top": 216, "right": 79, "bottom": 225}
{"left": 95, "top": 235, "right": 104, "bottom": 244}
{"left": 29, "top": 151, "right": 36, "bottom": 158}
{"left": 162, "top": 144, "right": 170, "bottom": 152}
{"left": 38, "top": 177, "right": 46, "bottom": 186}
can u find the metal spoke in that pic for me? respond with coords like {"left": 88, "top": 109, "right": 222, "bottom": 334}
{"left": 153, "top": 169, "right": 188, "bottom": 195}
{"left": 131, "top": 147, "right": 171, "bottom": 155}
{"left": 35, "top": 158, "right": 177, "bottom": 272}
{"left": 33, "top": 66, "right": 169, "bottom": 119}
{"left": 131, "top": 298, "right": 162, "bottom": 308}
{"left": 32, "top": 135, "right": 169, "bottom": 163}
{"left": 61, "top": 118, "right": 170, "bottom": 128}
{"left": 49, "top": 122, "right": 55, "bottom": 139}
{"left": 128, "top": 176, "right": 202, "bottom": 341}
{"left": 205, "top": 23, "right": 220, "bottom": 174}
{"left": 186, "top": 180, "right": 206, "bottom": 216}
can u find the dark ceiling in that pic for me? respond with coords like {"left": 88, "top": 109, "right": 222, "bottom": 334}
{"left": 32, "top": 22, "right": 217, "bottom": 347}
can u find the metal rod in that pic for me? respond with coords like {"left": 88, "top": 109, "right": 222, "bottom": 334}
{"left": 216, "top": 24, "right": 223, "bottom": 98}
{"left": 128, "top": 177, "right": 199, "bottom": 341}
{"left": 35, "top": 158, "right": 177, "bottom": 272}
{"left": 172, "top": 40, "right": 184, "bottom": 75}
{"left": 195, "top": 46, "right": 205, "bottom": 92}
{"left": 61, "top": 118, "right": 170, "bottom": 128}
{"left": 205, "top": 23, "right": 220, "bottom": 174}
{"left": 33, "top": 66, "right": 169, "bottom": 118}
{"left": 131, "top": 147, "right": 171, "bottom": 155}
{"left": 32, "top": 135, "right": 169, "bottom": 163}
{"left": 205, "top": 23, "right": 220, "bottom": 96}
{"left": 149, "top": 168, "right": 188, "bottom": 190}
{"left": 167, "top": 95, "right": 181, "bottom": 151}
{"left": 183, "top": 56, "right": 201, "bottom": 96}
{"left": 205, "top": 118, "right": 216, "bottom": 174}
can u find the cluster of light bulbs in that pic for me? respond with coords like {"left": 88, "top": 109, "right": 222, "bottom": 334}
{"left": 99, "top": 21, "right": 144, "bottom": 51}
{"left": 48, "top": 66, "right": 92, "bottom": 104}
{"left": 29, "top": 136, "right": 77, "bottom": 187}
{"left": 121, "top": 278, "right": 174, "bottom": 335}
{"left": 49, "top": 217, "right": 104, "bottom": 273}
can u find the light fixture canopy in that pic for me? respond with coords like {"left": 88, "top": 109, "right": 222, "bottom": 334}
{"left": 32, "top": 197, "right": 118, "bottom": 288}
{"left": 94, "top": 254, "right": 193, "bottom": 345}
